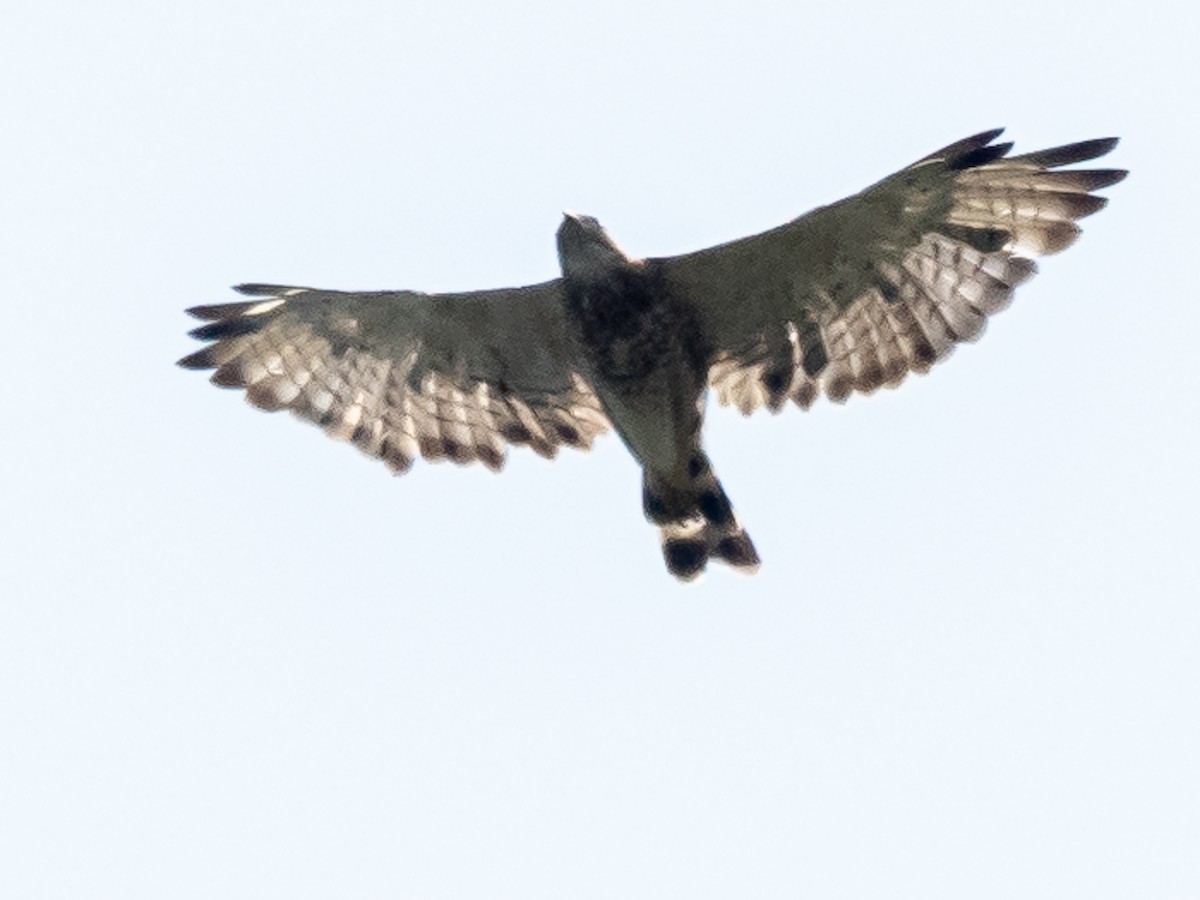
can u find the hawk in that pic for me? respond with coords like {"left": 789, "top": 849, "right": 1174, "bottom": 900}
{"left": 179, "top": 129, "right": 1125, "bottom": 581}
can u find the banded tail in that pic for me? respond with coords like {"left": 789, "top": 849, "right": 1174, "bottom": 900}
{"left": 642, "top": 453, "right": 760, "bottom": 581}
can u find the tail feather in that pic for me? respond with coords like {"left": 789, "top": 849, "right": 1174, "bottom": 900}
{"left": 644, "top": 454, "right": 759, "bottom": 581}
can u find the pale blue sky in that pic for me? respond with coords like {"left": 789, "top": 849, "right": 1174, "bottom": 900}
{"left": 3, "top": 2, "right": 1197, "bottom": 898}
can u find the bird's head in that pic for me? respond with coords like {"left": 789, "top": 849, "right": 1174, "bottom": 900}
{"left": 556, "top": 212, "right": 630, "bottom": 280}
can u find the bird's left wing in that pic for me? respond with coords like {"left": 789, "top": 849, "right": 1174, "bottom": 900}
{"left": 654, "top": 129, "right": 1126, "bottom": 413}
{"left": 179, "top": 280, "right": 608, "bottom": 473}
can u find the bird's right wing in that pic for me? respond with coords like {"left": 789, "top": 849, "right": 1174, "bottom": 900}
{"left": 654, "top": 129, "right": 1126, "bottom": 414}
{"left": 178, "top": 280, "right": 609, "bottom": 473}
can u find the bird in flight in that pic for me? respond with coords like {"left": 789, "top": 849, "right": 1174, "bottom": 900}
{"left": 180, "top": 128, "right": 1125, "bottom": 581}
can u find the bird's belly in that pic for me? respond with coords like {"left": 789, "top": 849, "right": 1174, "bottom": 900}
{"left": 565, "top": 273, "right": 706, "bottom": 478}
{"left": 579, "top": 320, "right": 703, "bottom": 479}
{"left": 592, "top": 370, "right": 700, "bottom": 478}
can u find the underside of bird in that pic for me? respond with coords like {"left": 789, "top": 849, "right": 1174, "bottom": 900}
{"left": 179, "top": 128, "right": 1125, "bottom": 583}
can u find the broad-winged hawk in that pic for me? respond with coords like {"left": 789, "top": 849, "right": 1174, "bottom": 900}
{"left": 179, "top": 129, "right": 1125, "bottom": 580}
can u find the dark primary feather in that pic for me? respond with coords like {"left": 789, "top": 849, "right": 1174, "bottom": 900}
{"left": 948, "top": 142, "right": 1014, "bottom": 170}
{"left": 921, "top": 127, "right": 1008, "bottom": 160}
{"left": 185, "top": 318, "right": 266, "bottom": 342}
{"left": 1020, "top": 137, "right": 1120, "bottom": 167}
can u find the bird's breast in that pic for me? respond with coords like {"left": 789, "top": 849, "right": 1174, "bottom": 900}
{"left": 563, "top": 268, "right": 673, "bottom": 386}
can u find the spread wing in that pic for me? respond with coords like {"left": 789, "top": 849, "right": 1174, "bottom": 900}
{"left": 656, "top": 129, "right": 1127, "bottom": 414}
{"left": 178, "top": 280, "right": 609, "bottom": 473}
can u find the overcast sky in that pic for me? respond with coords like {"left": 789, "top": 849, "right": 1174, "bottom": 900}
{"left": 3, "top": 2, "right": 1197, "bottom": 898}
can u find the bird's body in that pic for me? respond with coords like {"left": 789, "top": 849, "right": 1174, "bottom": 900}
{"left": 558, "top": 233, "right": 697, "bottom": 479}
{"left": 180, "top": 129, "right": 1126, "bottom": 581}
{"left": 557, "top": 217, "right": 758, "bottom": 576}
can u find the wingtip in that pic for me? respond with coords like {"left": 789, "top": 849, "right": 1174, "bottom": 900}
{"left": 960, "top": 127, "right": 1007, "bottom": 146}
{"left": 234, "top": 283, "right": 274, "bottom": 296}
{"left": 1067, "top": 136, "right": 1122, "bottom": 162}
{"left": 185, "top": 304, "right": 217, "bottom": 320}
{"left": 187, "top": 318, "right": 264, "bottom": 341}
{"left": 1019, "top": 136, "right": 1124, "bottom": 168}
{"left": 920, "top": 128, "right": 1007, "bottom": 166}
{"left": 186, "top": 301, "right": 253, "bottom": 321}
{"left": 950, "top": 140, "right": 1014, "bottom": 170}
